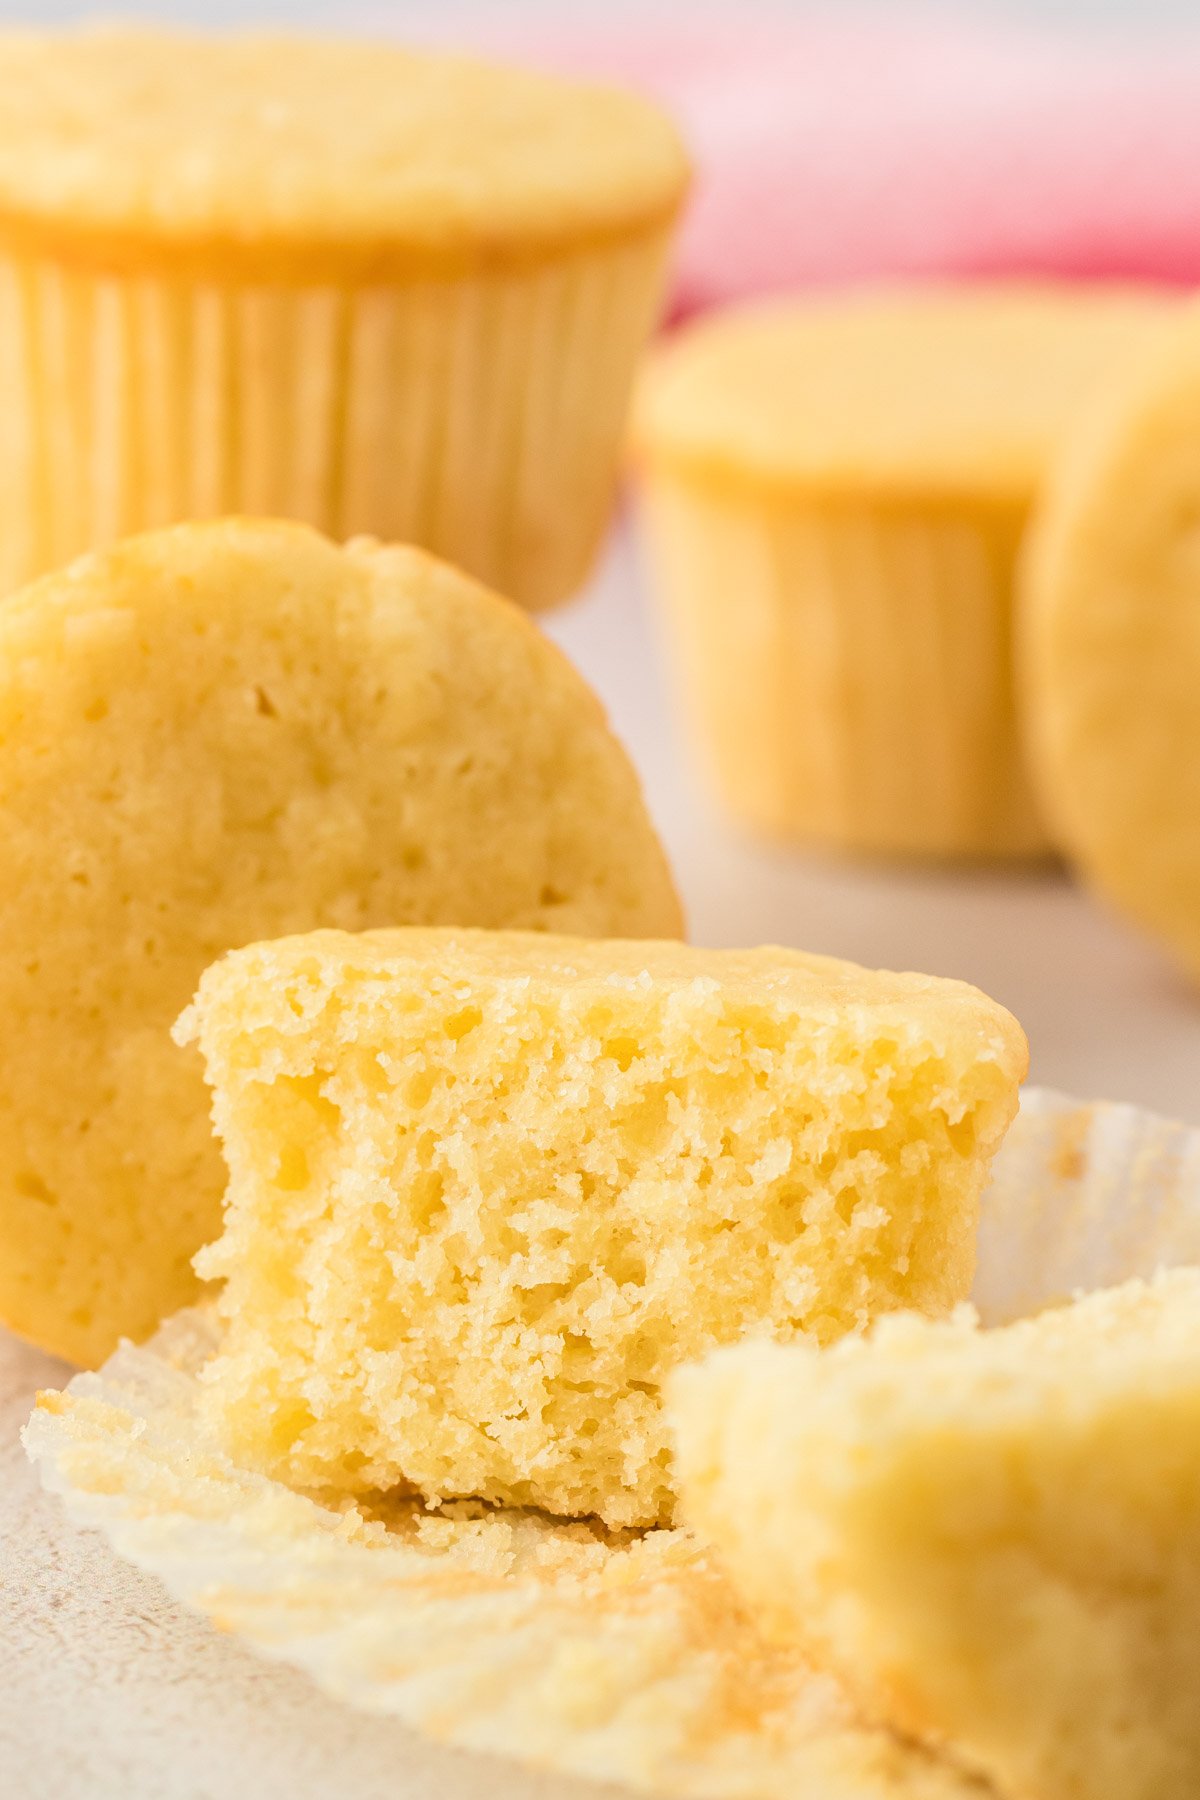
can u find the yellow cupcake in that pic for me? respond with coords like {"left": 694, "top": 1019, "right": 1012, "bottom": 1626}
{"left": 1021, "top": 304, "right": 1200, "bottom": 981}
{"left": 0, "top": 27, "right": 688, "bottom": 610}
{"left": 0, "top": 518, "right": 681, "bottom": 1369}
{"left": 633, "top": 284, "right": 1175, "bottom": 858}
{"left": 180, "top": 926, "right": 1024, "bottom": 1528}
{"left": 673, "top": 1270, "right": 1200, "bottom": 1800}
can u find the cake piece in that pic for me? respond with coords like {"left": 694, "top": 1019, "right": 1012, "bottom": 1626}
{"left": 180, "top": 928, "right": 1025, "bottom": 1528}
{"left": 632, "top": 283, "right": 1176, "bottom": 859}
{"left": 673, "top": 1269, "right": 1200, "bottom": 1800}
{"left": 0, "top": 518, "right": 681, "bottom": 1368}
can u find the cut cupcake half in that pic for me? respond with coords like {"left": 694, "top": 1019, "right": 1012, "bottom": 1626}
{"left": 179, "top": 926, "right": 1025, "bottom": 1527}
{"left": 673, "top": 1268, "right": 1200, "bottom": 1800}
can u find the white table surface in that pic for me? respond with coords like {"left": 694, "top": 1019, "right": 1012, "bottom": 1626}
{"left": 5, "top": 521, "right": 1199, "bottom": 1797}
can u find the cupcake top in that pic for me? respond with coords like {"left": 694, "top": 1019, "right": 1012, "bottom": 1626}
{"left": 0, "top": 515, "right": 683, "bottom": 1367}
{"left": 0, "top": 28, "right": 689, "bottom": 276}
{"left": 634, "top": 285, "right": 1177, "bottom": 504}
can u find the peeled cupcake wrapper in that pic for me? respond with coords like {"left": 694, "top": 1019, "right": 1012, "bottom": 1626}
{"left": 0, "top": 227, "right": 671, "bottom": 611}
{"left": 24, "top": 1086, "right": 1200, "bottom": 1800}
{"left": 23, "top": 1305, "right": 977, "bottom": 1800}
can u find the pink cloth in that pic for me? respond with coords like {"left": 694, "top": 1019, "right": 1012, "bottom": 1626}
{"left": 483, "top": 11, "right": 1200, "bottom": 316}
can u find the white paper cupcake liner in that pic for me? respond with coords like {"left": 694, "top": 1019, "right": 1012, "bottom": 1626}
{"left": 637, "top": 478, "right": 1047, "bottom": 859}
{"left": 0, "top": 227, "right": 672, "bottom": 611}
{"left": 973, "top": 1085, "right": 1200, "bottom": 1324}
{"left": 24, "top": 1085, "right": 1200, "bottom": 1800}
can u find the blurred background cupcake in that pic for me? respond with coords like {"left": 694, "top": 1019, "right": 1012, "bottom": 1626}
{"left": 632, "top": 285, "right": 1176, "bottom": 860}
{"left": 0, "top": 25, "right": 688, "bottom": 610}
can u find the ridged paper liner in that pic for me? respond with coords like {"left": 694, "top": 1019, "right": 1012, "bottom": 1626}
{"left": 639, "top": 477, "right": 1047, "bottom": 858}
{"left": 25, "top": 1086, "right": 1200, "bottom": 1800}
{"left": 0, "top": 228, "right": 671, "bottom": 611}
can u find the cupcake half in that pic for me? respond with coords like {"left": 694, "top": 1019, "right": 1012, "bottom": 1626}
{"left": 0, "top": 27, "right": 689, "bottom": 610}
{"left": 632, "top": 285, "right": 1174, "bottom": 858}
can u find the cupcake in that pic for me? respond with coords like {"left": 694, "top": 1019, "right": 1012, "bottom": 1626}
{"left": 0, "top": 27, "right": 688, "bottom": 610}
{"left": 1021, "top": 305, "right": 1200, "bottom": 984}
{"left": 0, "top": 516, "right": 682, "bottom": 1368}
{"left": 632, "top": 285, "right": 1174, "bottom": 858}
{"left": 182, "top": 928, "right": 1022, "bottom": 1528}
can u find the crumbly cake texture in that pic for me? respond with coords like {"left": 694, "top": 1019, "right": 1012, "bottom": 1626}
{"left": 20, "top": 1306, "right": 994, "bottom": 1800}
{"left": 631, "top": 284, "right": 1175, "bottom": 861}
{"left": 673, "top": 1269, "right": 1200, "bottom": 1800}
{"left": 179, "top": 928, "right": 1024, "bottom": 1529}
{"left": 0, "top": 520, "right": 681, "bottom": 1369}
{"left": 0, "top": 28, "right": 688, "bottom": 269}
{"left": 0, "top": 29, "right": 686, "bottom": 610}
{"left": 1021, "top": 305, "right": 1200, "bottom": 981}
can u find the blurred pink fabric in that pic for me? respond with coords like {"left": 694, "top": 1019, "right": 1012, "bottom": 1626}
{"left": 476, "top": 10, "right": 1200, "bottom": 316}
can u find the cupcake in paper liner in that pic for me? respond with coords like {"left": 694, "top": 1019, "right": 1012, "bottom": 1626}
{"left": 24, "top": 1087, "right": 1200, "bottom": 1800}
{"left": 631, "top": 286, "right": 1174, "bottom": 859}
{"left": 0, "top": 27, "right": 688, "bottom": 611}
{"left": 1021, "top": 302, "right": 1200, "bottom": 989}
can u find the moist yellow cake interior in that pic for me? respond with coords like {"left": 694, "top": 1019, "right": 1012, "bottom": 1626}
{"left": 182, "top": 927, "right": 1024, "bottom": 1528}
{"left": 672, "top": 1269, "right": 1200, "bottom": 1800}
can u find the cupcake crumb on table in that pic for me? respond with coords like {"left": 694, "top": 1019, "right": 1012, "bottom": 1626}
{"left": 0, "top": 26, "right": 689, "bottom": 609}
{"left": 180, "top": 926, "right": 1024, "bottom": 1528}
{"left": 632, "top": 283, "right": 1176, "bottom": 860}
{"left": 673, "top": 1268, "right": 1200, "bottom": 1800}
{"left": 0, "top": 517, "right": 681, "bottom": 1370}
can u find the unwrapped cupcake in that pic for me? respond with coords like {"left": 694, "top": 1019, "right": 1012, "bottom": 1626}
{"left": 632, "top": 284, "right": 1174, "bottom": 859}
{"left": 0, "top": 27, "right": 688, "bottom": 610}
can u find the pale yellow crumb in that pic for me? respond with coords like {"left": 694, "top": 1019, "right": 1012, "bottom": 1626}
{"left": 181, "top": 926, "right": 1025, "bottom": 1528}
{"left": 673, "top": 1266, "right": 1200, "bottom": 1800}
